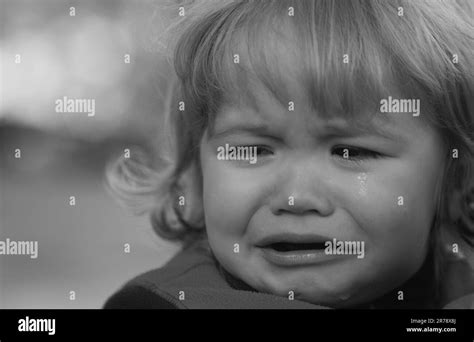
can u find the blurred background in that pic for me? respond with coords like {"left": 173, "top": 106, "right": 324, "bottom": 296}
{"left": 0, "top": 0, "right": 181, "bottom": 308}
{"left": 1, "top": 0, "right": 473, "bottom": 310}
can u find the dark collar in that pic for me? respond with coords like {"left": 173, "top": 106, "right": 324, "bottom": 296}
{"left": 213, "top": 254, "right": 259, "bottom": 292}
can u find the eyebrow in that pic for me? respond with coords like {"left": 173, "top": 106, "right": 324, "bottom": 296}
{"left": 323, "top": 122, "right": 406, "bottom": 142}
{"left": 209, "top": 124, "right": 274, "bottom": 140}
{"left": 210, "top": 120, "right": 406, "bottom": 143}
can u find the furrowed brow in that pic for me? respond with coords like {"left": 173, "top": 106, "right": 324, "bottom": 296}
{"left": 209, "top": 123, "right": 274, "bottom": 140}
{"left": 322, "top": 121, "right": 406, "bottom": 142}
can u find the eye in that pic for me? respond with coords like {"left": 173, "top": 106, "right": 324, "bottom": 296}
{"left": 254, "top": 145, "right": 273, "bottom": 156}
{"left": 331, "top": 146, "right": 382, "bottom": 162}
{"left": 216, "top": 144, "right": 273, "bottom": 165}
{"left": 234, "top": 145, "right": 273, "bottom": 158}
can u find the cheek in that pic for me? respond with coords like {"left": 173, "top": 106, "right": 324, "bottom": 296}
{"left": 201, "top": 159, "right": 265, "bottom": 241}
{"left": 351, "top": 164, "right": 438, "bottom": 263}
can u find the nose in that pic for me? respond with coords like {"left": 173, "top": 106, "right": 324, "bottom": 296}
{"left": 269, "top": 159, "right": 335, "bottom": 217}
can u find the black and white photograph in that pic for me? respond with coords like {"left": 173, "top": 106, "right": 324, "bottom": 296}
{"left": 1, "top": 0, "right": 473, "bottom": 339}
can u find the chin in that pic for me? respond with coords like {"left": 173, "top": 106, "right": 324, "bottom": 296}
{"left": 296, "top": 291, "right": 367, "bottom": 308}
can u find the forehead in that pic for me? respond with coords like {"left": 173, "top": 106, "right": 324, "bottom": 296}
{"left": 214, "top": 80, "right": 429, "bottom": 143}
{"left": 212, "top": 2, "right": 399, "bottom": 122}
{"left": 217, "top": 30, "right": 395, "bottom": 135}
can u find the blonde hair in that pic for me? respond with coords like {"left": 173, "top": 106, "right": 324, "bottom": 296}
{"left": 106, "top": 0, "right": 474, "bottom": 301}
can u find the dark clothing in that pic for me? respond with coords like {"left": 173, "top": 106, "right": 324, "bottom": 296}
{"left": 104, "top": 239, "right": 472, "bottom": 309}
{"left": 104, "top": 239, "right": 324, "bottom": 309}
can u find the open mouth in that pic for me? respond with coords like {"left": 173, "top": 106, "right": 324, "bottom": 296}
{"left": 265, "top": 242, "right": 327, "bottom": 252}
{"left": 257, "top": 234, "right": 339, "bottom": 266}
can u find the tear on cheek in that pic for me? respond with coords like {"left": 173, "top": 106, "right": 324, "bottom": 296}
{"left": 357, "top": 173, "right": 368, "bottom": 197}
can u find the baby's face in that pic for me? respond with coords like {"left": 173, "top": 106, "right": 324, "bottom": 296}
{"left": 199, "top": 85, "right": 446, "bottom": 307}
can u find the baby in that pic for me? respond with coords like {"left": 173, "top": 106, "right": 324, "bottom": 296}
{"left": 104, "top": 0, "right": 474, "bottom": 309}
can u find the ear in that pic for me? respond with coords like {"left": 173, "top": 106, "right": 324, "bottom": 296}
{"left": 177, "top": 161, "right": 205, "bottom": 230}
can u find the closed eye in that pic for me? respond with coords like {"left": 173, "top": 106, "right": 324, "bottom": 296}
{"left": 331, "top": 146, "right": 383, "bottom": 161}
{"left": 236, "top": 145, "right": 273, "bottom": 156}
{"left": 256, "top": 145, "right": 273, "bottom": 156}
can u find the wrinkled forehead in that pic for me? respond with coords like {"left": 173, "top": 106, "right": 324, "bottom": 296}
{"left": 213, "top": 76, "right": 438, "bottom": 144}
{"left": 218, "top": 88, "right": 376, "bottom": 137}
{"left": 214, "top": 68, "right": 390, "bottom": 139}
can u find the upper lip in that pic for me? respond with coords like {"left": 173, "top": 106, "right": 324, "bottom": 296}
{"left": 255, "top": 232, "right": 331, "bottom": 247}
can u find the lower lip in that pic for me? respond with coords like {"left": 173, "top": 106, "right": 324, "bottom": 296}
{"left": 259, "top": 247, "right": 346, "bottom": 266}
